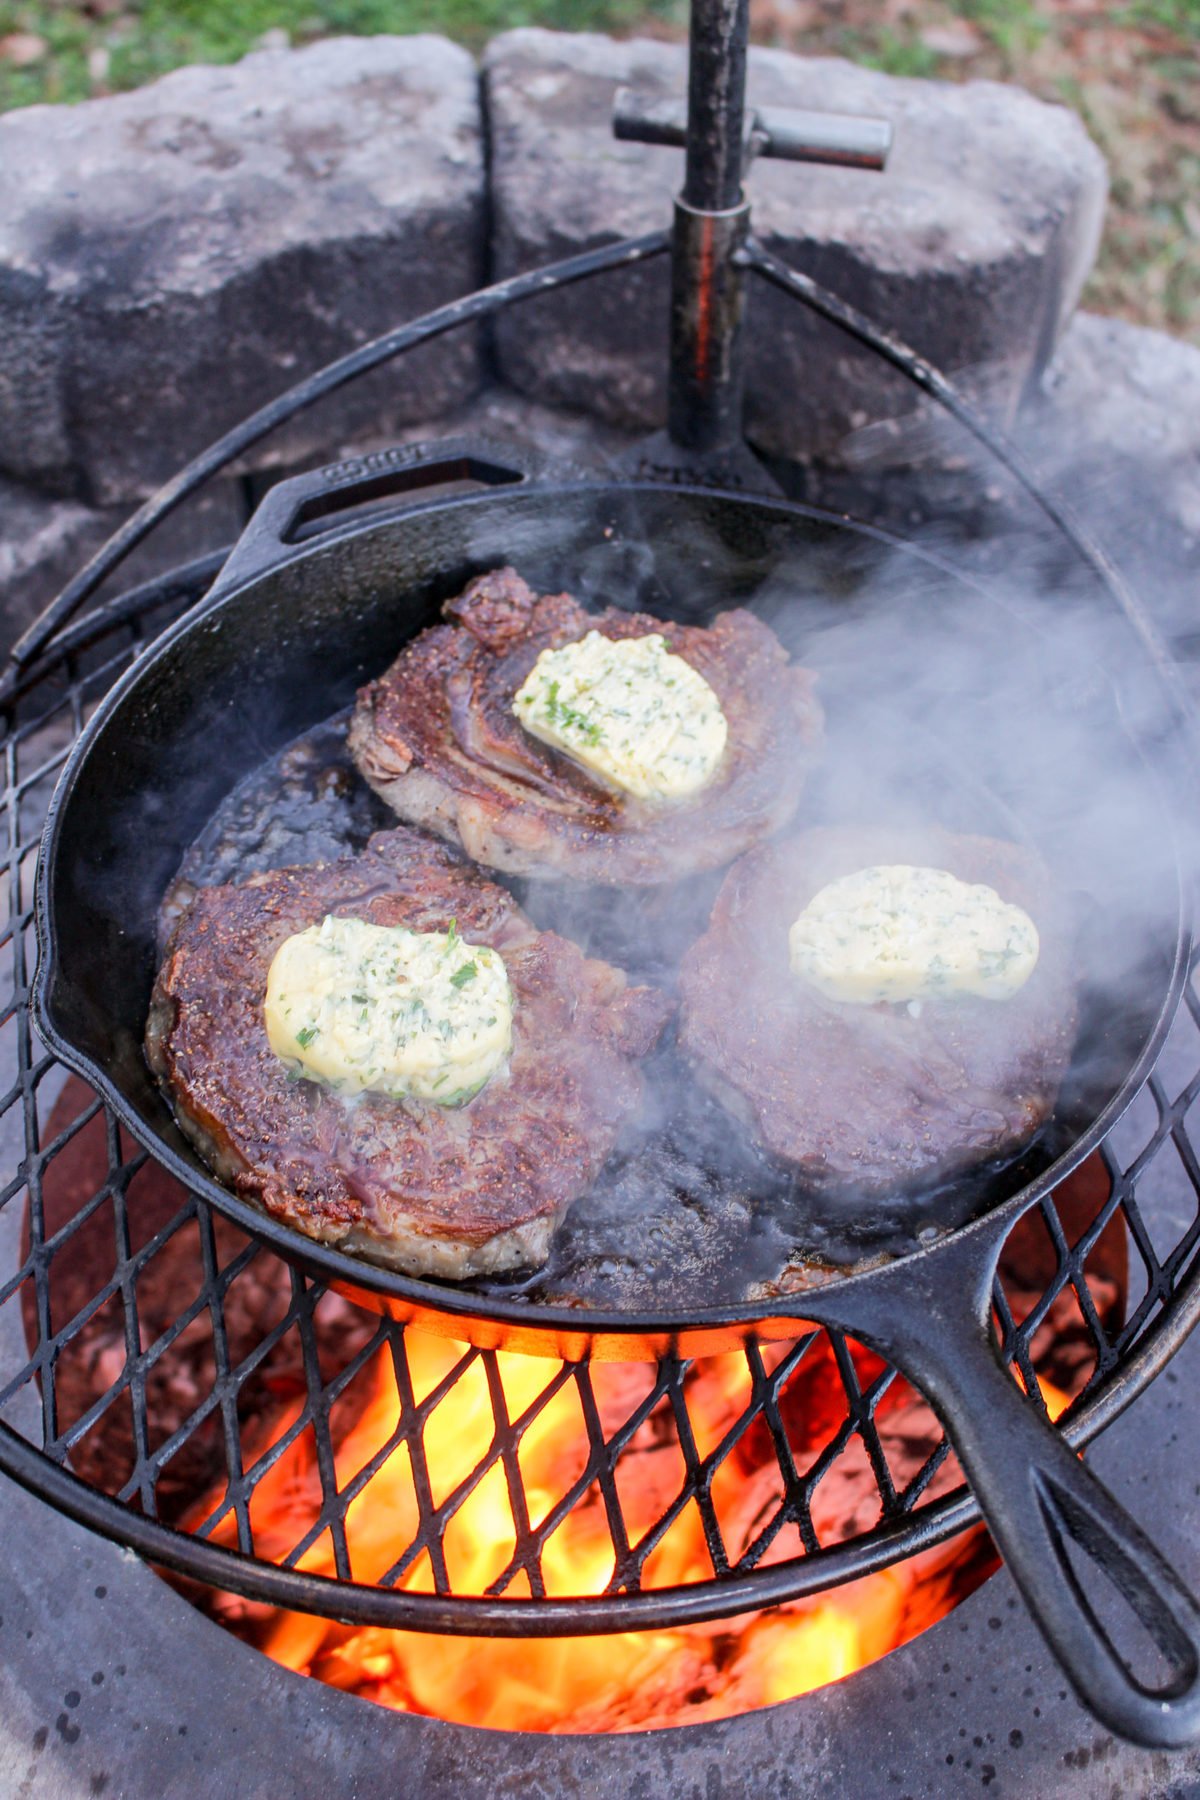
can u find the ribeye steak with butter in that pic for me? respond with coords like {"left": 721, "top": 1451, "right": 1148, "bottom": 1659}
{"left": 678, "top": 826, "right": 1078, "bottom": 1196}
{"left": 348, "top": 567, "right": 823, "bottom": 884}
{"left": 146, "top": 826, "right": 671, "bottom": 1279}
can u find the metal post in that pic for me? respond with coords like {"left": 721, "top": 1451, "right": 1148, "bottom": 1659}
{"left": 612, "top": 0, "right": 891, "bottom": 473}
{"left": 682, "top": 0, "right": 749, "bottom": 212}
{"left": 666, "top": 194, "right": 750, "bottom": 457}
{"left": 667, "top": 0, "right": 751, "bottom": 457}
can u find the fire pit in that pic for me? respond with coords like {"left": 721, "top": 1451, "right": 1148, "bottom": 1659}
{"left": 3, "top": 0, "right": 1200, "bottom": 1782}
{"left": 34, "top": 1064, "right": 1129, "bottom": 1733}
{"left": 6, "top": 430, "right": 1200, "bottom": 1747}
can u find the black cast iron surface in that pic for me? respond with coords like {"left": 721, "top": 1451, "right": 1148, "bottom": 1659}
{"left": 3, "top": 517, "right": 1200, "bottom": 1658}
{"left": 35, "top": 467, "right": 1191, "bottom": 1344}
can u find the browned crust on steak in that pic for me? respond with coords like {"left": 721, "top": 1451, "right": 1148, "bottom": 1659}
{"left": 348, "top": 567, "right": 823, "bottom": 884}
{"left": 146, "top": 827, "right": 672, "bottom": 1279}
{"left": 677, "top": 827, "right": 1079, "bottom": 1196}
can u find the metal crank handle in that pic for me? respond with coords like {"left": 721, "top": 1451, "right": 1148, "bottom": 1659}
{"left": 613, "top": 89, "right": 893, "bottom": 171}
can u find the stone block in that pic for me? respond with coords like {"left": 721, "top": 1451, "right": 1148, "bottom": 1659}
{"left": 0, "top": 477, "right": 244, "bottom": 656}
{"left": 485, "top": 29, "right": 1107, "bottom": 463}
{"left": 0, "top": 36, "right": 485, "bottom": 505}
{"left": 1030, "top": 312, "right": 1200, "bottom": 644}
{"left": 0, "top": 383, "right": 637, "bottom": 658}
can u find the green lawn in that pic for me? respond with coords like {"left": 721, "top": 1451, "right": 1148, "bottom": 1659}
{"left": 1, "top": 0, "right": 1195, "bottom": 342}
{"left": 0, "top": 0, "right": 681, "bottom": 109}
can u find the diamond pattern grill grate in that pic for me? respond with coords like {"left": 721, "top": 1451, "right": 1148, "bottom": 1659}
{"left": 3, "top": 571, "right": 1200, "bottom": 1635}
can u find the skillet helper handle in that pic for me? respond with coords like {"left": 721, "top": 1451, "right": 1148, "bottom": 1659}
{"left": 202, "top": 435, "right": 545, "bottom": 606}
{"left": 901, "top": 1299, "right": 1200, "bottom": 1748}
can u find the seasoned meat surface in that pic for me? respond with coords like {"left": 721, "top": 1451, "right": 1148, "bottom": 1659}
{"left": 146, "top": 827, "right": 671, "bottom": 1279}
{"left": 348, "top": 566, "right": 823, "bottom": 884}
{"left": 678, "top": 827, "right": 1078, "bottom": 1196}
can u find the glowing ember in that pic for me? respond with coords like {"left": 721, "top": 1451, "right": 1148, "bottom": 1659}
{"left": 187, "top": 1334, "right": 1072, "bottom": 1733}
{"left": 33, "top": 1080, "right": 1115, "bottom": 1734}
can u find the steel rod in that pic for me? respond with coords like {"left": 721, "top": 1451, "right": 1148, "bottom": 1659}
{"left": 751, "top": 106, "right": 893, "bottom": 170}
{"left": 667, "top": 0, "right": 752, "bottom": 454}
{"left": 682, "top": 0, "right": 750, "bottom": 212}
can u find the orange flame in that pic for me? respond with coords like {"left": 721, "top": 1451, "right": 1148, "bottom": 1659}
{"left": 190, "top": 1327, "right": 1022, "bottom": 1732}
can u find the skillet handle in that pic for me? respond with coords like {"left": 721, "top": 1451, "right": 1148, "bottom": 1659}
{"left": 202, "top": 435, "right": 547, "bottom": 606}
{"left": 842, "top": 1242, "right": 1200, "bottom": 1749}
{"left": 937, "top": 1324, "right": 1200, "bottom": 1747}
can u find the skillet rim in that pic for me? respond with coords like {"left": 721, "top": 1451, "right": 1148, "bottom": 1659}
{"left": 31, "top": 476, "right": 1195, "bottom": 1345}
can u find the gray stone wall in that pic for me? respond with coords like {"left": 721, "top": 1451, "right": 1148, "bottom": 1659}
{"left": 0, "top": 28, "right": 1194, "bottom": 658}
{"left": 0, "top": 35, "right": 486, "bottom": 507}
{"left": 1030, "top": 313, "right": 1200, "bottom": 643}
{"left": 0, "top": 478, "right": 246, "bottom": 656}
{"left": 484, "top": 30, "right": 1107, "bottom": 461}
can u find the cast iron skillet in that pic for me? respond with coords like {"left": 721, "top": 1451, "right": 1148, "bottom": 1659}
{"left": 33, "top": 439, "right": 1200, "bottom": 1745}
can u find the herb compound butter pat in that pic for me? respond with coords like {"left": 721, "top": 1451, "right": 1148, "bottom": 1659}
{"left": 511, "top": 630, "right": 728, "bottom": 802}
{"left": 788, "top": 865, "right": 1040, "bottom": 1005}
{"left": 265, "top": 915, "right": 512, "bottom": 1104}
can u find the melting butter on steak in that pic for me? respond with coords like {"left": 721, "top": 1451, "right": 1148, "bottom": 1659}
{"left": 513, "top": 630, "right": 728, "bottom": 801}
{"left": 789, "top": 865, "right": 1041, "bottom": 1006}
{"left": 348, "top": 566, "right": 823, "bottom": 885}
{"left": 146, "top": 827, "right": 672, "bottom": 1280}
{"left": 678, "top": 826, "right": 1078, "bottom": 1196}
{"left": 264, "top": 914, "right": 514, "bottom": 1106}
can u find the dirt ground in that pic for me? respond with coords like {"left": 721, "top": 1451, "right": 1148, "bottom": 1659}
{"left": 747, "top": 0, "right": 1199, "bottom": 341}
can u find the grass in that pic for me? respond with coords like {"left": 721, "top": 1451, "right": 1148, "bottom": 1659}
{"left": 0, "top": 0, "right": 684, "bottom": 108}
{"left": 0, "top": 0, "right": 1195, "bottom": 342}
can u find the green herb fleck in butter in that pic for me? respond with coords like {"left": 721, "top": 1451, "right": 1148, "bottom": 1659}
{"left": 264, "top": 915, "right": 512, "bottom": 1104}
{"left": 788, "top": 865, "right": 1039, "bottom": 1005}
{"left": 512, "top": 630, "right": 727, "bottom": 802}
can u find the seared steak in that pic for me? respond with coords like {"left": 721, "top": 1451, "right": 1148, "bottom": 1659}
{"left": 348, "top": 567, "right": 823, "bottom": 884}
{"left": 146, "top": 827, "right": 671, "bottom": 1279}
{"left": 677, "top": 826, "right": 1078, "bottom": 1195}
